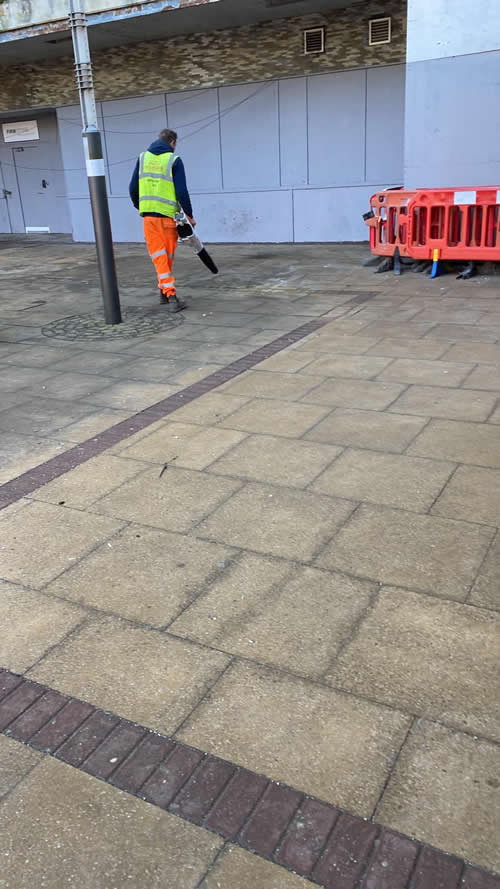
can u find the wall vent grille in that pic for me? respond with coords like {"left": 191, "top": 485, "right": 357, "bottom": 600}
{"left": 369, "top": 17, "right": 392, "bottom": 45}
{"left": 304, "top": 27, "right": 325, "bottom": 55}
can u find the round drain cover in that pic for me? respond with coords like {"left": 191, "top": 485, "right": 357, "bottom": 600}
{"left": 42, "top": 306, "right": 184, "bottom": 342}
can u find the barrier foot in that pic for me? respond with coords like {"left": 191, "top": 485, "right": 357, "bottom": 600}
{"left": 457, "top": 262, "right": 477, "bottom": 280}
{"left": 393, "top": 247, "right": 402, "bottom": 276}
{"left": 374, "top": 256, "right": 394, "bottom": 274}
{"left": 430, "top": 249, "right": 443, "bottom": 279}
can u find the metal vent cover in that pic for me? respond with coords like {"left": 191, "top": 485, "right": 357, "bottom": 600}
{"left": 304, "top": 27, "right": 325, "bottom": 55}
{"left": 369, "top": 17, "right": 392, "bottom": 45}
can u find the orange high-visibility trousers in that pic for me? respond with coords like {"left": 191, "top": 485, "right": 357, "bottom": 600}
{"left": 143, "top": 216, "right": 179, "bottom": 297}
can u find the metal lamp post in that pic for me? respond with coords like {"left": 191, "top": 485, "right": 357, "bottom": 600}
{"left": 68, "top": 0, "right": 122, "bottom": 325}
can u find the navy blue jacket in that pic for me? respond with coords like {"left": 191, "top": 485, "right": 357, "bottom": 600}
{"left": 129, "top": 139, "right": 193, "bottom": 218}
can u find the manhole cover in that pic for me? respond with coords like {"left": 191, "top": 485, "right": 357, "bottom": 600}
{"left": 42, "top": 306, "right": 184, "bottom": 342}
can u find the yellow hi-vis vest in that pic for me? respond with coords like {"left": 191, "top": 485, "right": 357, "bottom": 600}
{"left": 138, "top": 150, "right": 180, "bottom": 217}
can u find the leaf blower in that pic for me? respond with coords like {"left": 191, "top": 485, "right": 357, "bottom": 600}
{"left": 175, "top": 211, "right": 218, "bottom": 274}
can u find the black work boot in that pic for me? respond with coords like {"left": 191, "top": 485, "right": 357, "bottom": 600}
{"left": 159, "top": 292, "right": 170, "bottom": 306}
{"left": 170, "top": 296, "right": 187, "bottom": 313}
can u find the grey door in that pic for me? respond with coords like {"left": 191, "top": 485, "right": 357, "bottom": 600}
{"left": 0, "top": 163, "right": 12, "bottom": 233}
{"left": 12, "top": 145, "right": 71, "bottom": 233}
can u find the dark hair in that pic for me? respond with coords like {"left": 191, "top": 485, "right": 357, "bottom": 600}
{"left": 159, "top": 128, "right": 178, "bottom": 146}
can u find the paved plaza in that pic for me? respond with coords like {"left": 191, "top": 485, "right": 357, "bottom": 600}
{"left": 0, "top": 237, "right": 499, "bottom": 887}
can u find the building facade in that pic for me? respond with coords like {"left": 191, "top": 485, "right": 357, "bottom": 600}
{"left": 0, "top": 0, "right": 498, "bottom": 243}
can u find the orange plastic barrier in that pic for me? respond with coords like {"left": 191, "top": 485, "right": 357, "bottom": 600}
{"left": 408, "top": 188, "right": 500, "bottom": 261}
{"left": 366, "top": 187, "right": 500, "bottom": 263}
{"left": 365, "top": 188, "right": 415, "bottom": 258}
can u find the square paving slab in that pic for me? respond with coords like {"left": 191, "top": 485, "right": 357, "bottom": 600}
{"left": 32, "top": 454, "right": 148, "bottom": 509}
{"left": 2, "top": 344, "right": 77, "bottom": 368}
{"left": 93, "top": 467, "right": 242, "bottom": 533}
{"left": 0, "top": 501, "right": 124, "bottom": 589}
{"left": 445, "top": 343, "right": 500, "bottom": 364}
{"left": 30, "top": 372, "right": 116, "bottom": 401}
{"left": 122, "top": 423, "right": 247, "bottom": 470}
{"left": 432, "top": 465, "right": 500, "bottom": 525}
{"left": 48, "top": 351, "right": 131, "bottom": 375}
{"left": 377, "top": 720, "right": 500, "bottom": 873}
{"left": 0, "top": 734, "right": 42, "bottom": 800}
{"left": 46, "top": 526, "right": 234, "bottom": 627}
{"left": 367, "top": 338, "right": 451, "bottom": 359}
{"left": 317, "top": 504, "right": 494, "bottom": 600}
{"left": 222, "top": 370, "right": 323, "bottom": 402}
{"left": 177, "top": 660, "right": 411, "bottom": 817}
{"left": 255, "top": 349, "right": 317, "bottom": 373}
{"left": 301, "top": 354, "right": 392, "bottom": 380}
{"left": 0, "top": 757, "right": 222, "bottom": 889}
{"left": 462, "top": 364, "right": 500, "bottom": 390}
{"left": 0, "top": 397, "right": 98, "bottom": 436}
{"left": 376, "top": 358, "right": 473, "bottom": 387}
{"left": 0, "top": 433, "right": 67, "bottom": 485}
{"left": 196, "top": 482, "right": 355, "bottom": 562}
{"left": 408, "top": 418, "right": 500, "bottom": 468}
{"left": 0, "top": 580, "right": 85, "bottom": 673}
{"left": 209, "top": 434, "right": 342, "bottom": 488}
{"left": 330, "top": 587, "right": 500, "bottom": 741}
{"left": 87, "top": 380, "right": 179, "bottom": 411}
{"left": 219, "top": 398, "right": 331, "bottom": 438}
{"left": 172, "top": 555, "right": 376, "bottom": 678}
{"left": 425, "top": 323, "right": 499, "bottom": 343}
{"left": 295, "top": 333, "right": 380, "bottom": 355}
{"left": 168, "top": 392, "right": 250, "bottom": 426}
{"left": 388, "top": 385, "right": 497, "bottom": 421}
{"left": 110, "top": 419, "right": 198, "bottom": 455}
{"left": 301, "top": 379, "right": 405, "bottom": 410}
{"left": 304, "top": 407, "right": 427, "bottom": 453}
{"left": 311, "top": 449, "right": 454, "bottom": 512}
{"left": 0, "top": 364, "right": 55, "bottom": 393}
{"left": 356, "top": 321, "right": 437, "bottom": 339}
{"left": 29, "top": 615, "right": 230, "bottom": 734}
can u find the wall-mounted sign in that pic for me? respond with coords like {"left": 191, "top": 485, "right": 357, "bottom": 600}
{"left": 2, "top": 121, "right": 39, "bottom": 143}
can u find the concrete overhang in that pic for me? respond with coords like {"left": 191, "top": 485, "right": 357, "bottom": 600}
{"left": 0, "top": 0, "right": 367, "bottom": 66}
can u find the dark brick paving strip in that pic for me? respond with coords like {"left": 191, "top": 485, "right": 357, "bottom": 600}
{"left": 0, "top": 669, "right": 498, "bottom": 888}
{"left": 0, "top": 319, "right": 327, "bottom": 510}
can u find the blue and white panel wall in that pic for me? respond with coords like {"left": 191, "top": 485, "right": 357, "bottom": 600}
{"left": 57, "top": 64, "right": 405, "bottom": 243}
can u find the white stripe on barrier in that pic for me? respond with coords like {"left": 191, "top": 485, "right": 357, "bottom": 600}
{"left": 454, "top": 191, "right": 476, "bottom": 205}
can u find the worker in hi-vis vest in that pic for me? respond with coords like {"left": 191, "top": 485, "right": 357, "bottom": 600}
{"left": 129, "top": 129, "right": 194, "bottom": 312}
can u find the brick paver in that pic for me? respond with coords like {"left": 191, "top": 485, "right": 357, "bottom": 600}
{"left": 205, "top": 768, "right": 269, "bottom": 839}
{"left": 410, "top": 847, "right": 463, "bottom": 889}
{"left": 142, "top": 745, "right": 203, "bottom": 809}
{"left": 0, "top": 668, "right": 499, "bottom": 888}
{"left": 276, "top": 799, "right": 339, "bottom": 878}
{"left": 240, "top": 782, "right": 303, "bottom": 857}
{"left": 313, "top": 815, "right": 379, "bottom": 889}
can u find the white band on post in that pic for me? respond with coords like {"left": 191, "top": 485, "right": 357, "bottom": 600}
{"left": 86, "top": 158, "right": 105, "bottom": 177}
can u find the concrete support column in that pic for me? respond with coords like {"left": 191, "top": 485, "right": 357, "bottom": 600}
{"left": 404, "top": 0, "right": 500, "bottom": 188}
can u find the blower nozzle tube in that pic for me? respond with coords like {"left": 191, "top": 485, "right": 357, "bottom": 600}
{"left": 175, "top": 212, "right": 218, "bottom": 275}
